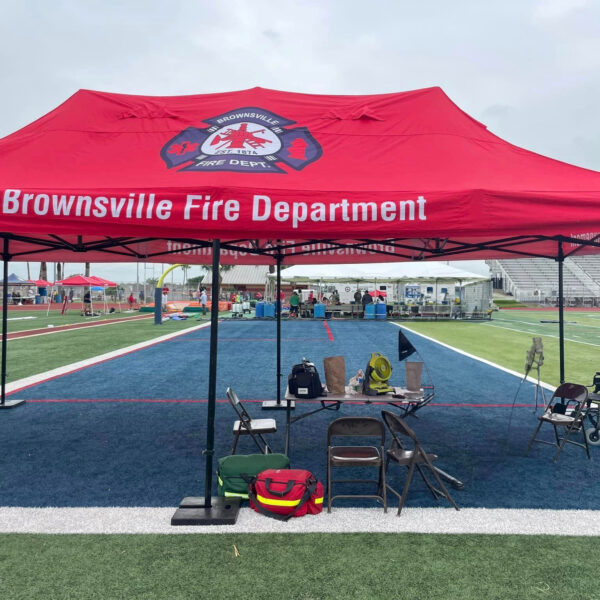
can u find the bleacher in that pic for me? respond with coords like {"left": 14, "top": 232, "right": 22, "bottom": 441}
{"left": 487, "top": 256, "right": 600, "bottom": 305}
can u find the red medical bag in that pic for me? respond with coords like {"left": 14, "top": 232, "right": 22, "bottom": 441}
{"left": 248, "top": 469, "right": 324, "bottom": 521}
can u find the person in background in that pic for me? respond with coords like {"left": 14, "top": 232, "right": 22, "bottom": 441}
{"left": 139, "top": 289, "right": 145, "bottom": 303}
{"left": 289, "top": 290, "right": 300, "bottom": 317}
{"left": 353, "top": 288, "right": 362, "bottom": 304}
{"left": 330, "top": 289, "right": 340, "bottom": 305}
{"left": 127, "top": 292, "right": 135, "bottom": 309}
{"left": 83, "top": 290, "right": 92, "bottom": 315}
{"left": 362, "top": 290, "right": 373, "bottom": 307}
{"left": 200, "top": 288, "right": 208, "bottom": 316}
{"left": 308, "top": 290, "right": 314, "bottom": 304}
{"left": 256, "top": 291, "right": 262, "bottom": 300}
{"left": 321, "top": 295, "right": 329, "bottom": 305}
{"left": 69, "top": 288, "right": 74, "bottom": 302}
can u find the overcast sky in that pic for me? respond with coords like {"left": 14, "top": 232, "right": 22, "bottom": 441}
{"left": 2, "top": 0, "right": 599, "bottom": 282}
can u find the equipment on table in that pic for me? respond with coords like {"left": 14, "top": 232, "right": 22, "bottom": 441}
{"left": 363, "top": 352, "right": 394, "bottom": 396}
{"left": 288, "top": 358, "right": 324, "bottom": 399}
{"left": 394, "top": 330, "right": 435, "bottom": 416}
{"left": 327, "top": 417, "right": 387, "bottom": 513}
{"left": 247, "top": 468, "right": 324, "bottom": 520}
{"left": 381, "top": 410, "right": 460, "bottom": 515}
{"left": 227, "top": 387, "right": 277, "bottom": 454}
{"left": 585, "top": 373, "right": 600, "bottom": 446}
{"left": 217, "top": 453, "right": 290, "bottom": 499}
{"left": 526, "top": 382, "right": 591, "bottom": 461}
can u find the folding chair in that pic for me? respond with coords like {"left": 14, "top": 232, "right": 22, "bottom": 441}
{"left": 381, "top": 410, "right": 459, "bottom": 515}
{"left": 526, "top": 382, "right": 591, "bottom": 461}
{"left": 327, "top": 417, "right": 387, "bottom": 512}
{"left": 226, "top": 387, "right": 277, "bottom": 455}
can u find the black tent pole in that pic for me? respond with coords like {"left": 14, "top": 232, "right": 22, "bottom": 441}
{"left": 557, "top": 241, "right": 565, "bottom": 384}
{"left": 203, "top": 238, "right": 221, "bottom": 505}
{"left": 263, "top": 250, "right": 293, "bottom": 412}
{"left": 171, "top": 238, "right": 239, "bottom": 525}
{"left": 276, "top": 252, "right": 282, "bottom": 406}
{"left": 0, "top": 236, "right": 25, "bottom": 409}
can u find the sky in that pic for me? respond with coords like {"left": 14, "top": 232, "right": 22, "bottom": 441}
{"left": 2, "top": 0, "right": 599, "bottom": 282}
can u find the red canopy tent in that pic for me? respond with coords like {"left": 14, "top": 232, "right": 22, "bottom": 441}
{"left": 2, "top": 86, "right": 600, "bottom": 522}
{"left": 29, "top": 279, "right": 53, "bottom": 287}
{"left": 0, "top": 86, "right": 598, "bottom": 265}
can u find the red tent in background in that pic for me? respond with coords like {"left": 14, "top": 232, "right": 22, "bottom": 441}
{"left": 29, "top": 279, "right": 53, "bottom": 287}
{"left": 54, "top": 275, "right": 97, "bottom": 287}
{"left": 88, "top": 276, "right": 117, "bottom": 287}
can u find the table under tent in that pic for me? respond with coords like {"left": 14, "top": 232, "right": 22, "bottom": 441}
{"left": 0, "top": 273, "right": 35, "bottom": 305}
{"left": 1, "top": 86, "right": 600, "bottom": 524}
{"left": 270, "top": 262, "right": 491, "bottom": 319}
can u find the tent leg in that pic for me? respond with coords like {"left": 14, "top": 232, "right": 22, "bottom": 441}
{"left": 154, "top": 287, "right": 162, "bottom": 325}
{"left": 263, "top": 252, "right": 293, "bottom": 411}
{"left": 0, "top": 237, "right": 25, "bottom": 409}
{"left": 172, "top": 238, "right": 240, "bottom": 525}
{"left": 558, "top": 242, "right": 565, "bottom": 384}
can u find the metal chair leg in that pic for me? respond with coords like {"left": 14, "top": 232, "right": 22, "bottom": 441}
{"left": 527, "top": 419, "right": 544, "bottom": 452}
{"left": 398, "top": 461, "right": 416, "bottom": 515}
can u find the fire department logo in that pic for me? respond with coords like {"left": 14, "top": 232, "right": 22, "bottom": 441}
{"left": 161, "top": 107, "right": 322, "bottom": 173}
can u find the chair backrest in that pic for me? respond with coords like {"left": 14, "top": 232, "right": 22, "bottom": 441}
{"left": 226, "top": 387, "right": 252, "bottom": 424}
{"left": 327, "top": 416, "right": 385, "bottom": 445}
{"left": 381, "top": 410, "right": 419, "bottom": 446}
{"left": 549, "top": 383, "right": 588, "bottom": 415}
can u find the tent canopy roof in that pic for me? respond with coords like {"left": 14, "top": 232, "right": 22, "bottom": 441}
{"left": 274, "top": 262, "right": 489, "bottom": 284}
{"left": 1, "top": 86, "right": 600, "bottom": 264}
{"left": 0, "top": 273, "right": 30, "bottom": 285}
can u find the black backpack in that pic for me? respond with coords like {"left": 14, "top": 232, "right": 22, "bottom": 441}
{"left": 288, "top": 358, "right": 323, "bottom": 399}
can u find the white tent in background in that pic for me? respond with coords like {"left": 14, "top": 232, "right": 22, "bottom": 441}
{"left": 271, "top": 262, "right": 489, "bottom": 284}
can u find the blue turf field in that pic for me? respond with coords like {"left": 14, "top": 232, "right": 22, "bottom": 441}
{"left": 2, "top": 320, "right": 598, "bottom": 509}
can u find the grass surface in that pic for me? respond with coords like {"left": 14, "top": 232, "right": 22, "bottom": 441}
{"left": 399, "top": 309, "right": 600, "bottom": 387}
{"left": 5, "top": 316, "right": 204, "bottom": 383}
{"left": 1, "top": 533, "right": 597, "bottom": 600}
{"left": 493, "top": 299, "right": 530, "bottom": 307}
{"left": 2, "top": 308, "right": 139, "bottom": 333}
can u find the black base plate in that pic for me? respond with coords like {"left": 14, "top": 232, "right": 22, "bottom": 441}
{"left": 0, "top": 398, "right": 26, "bottom": 409}
{"left": 262, "top": 400, "right": 295, "bottom": 409}
{"left": 171, "top": 496, "right": 240, "bottom": 526}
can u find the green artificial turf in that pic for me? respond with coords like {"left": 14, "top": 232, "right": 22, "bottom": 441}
{"left": 2, "top": 308, "right": 138, "bottom": 333}
{"left": 493, "top": 299, "right": 530, "bottom": 308}
{"left": 398, "top": 309, "right": 599, "bottom": 387}
{"left": 5, "top": 317, "right": 204, "bottom": 383}
{"left": 0, "top": 532, "right": 596, "bottom": 600}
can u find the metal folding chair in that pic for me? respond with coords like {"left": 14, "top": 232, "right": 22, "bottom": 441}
{"left": 226, "top": 387, "right": 277, "bottom": 455}
{"left": 327, "top": 416, "right": 387, "bottom": 512}
{"left": 381, "top": 410, "right": 459, "bottom": 515}
{"left": 527, "top": 382, "right": 591, "bottom": 461}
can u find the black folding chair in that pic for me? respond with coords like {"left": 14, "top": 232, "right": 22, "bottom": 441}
{"left": 527, "top": 382, "right": 591, "bottom": 461}
{"left": 381, "top": 410, "right": 459, "bottom": 515}
{"left": 327, "top": 416, "right": 387, "bottom": 512}
{"left": 227, "top": 387, "right": 277, "bottom": 455}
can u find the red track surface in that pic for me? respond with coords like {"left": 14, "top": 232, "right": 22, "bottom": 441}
{"left": 7, "top": 314, "right": 151, "bottom": 340}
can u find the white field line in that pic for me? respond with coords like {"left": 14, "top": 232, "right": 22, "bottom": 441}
{"left": 481, "top": 321, "right": 600, "bottom": 348}
{"left": 392, "top": 322, "right": 556, "bottom": 391}
{"left": 6, "top": 321, "right": 211, "bottom": 394}
{"left": 0, "top": 507, "right": 598, "bottom": 536}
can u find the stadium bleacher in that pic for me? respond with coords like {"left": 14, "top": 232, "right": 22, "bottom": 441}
{"left": 487, "top": 256, "right": 600, "bottom": 304}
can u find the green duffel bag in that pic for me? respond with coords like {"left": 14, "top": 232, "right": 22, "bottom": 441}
{"left": 217, "top": 453, "right": 290, "bottom": 499}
